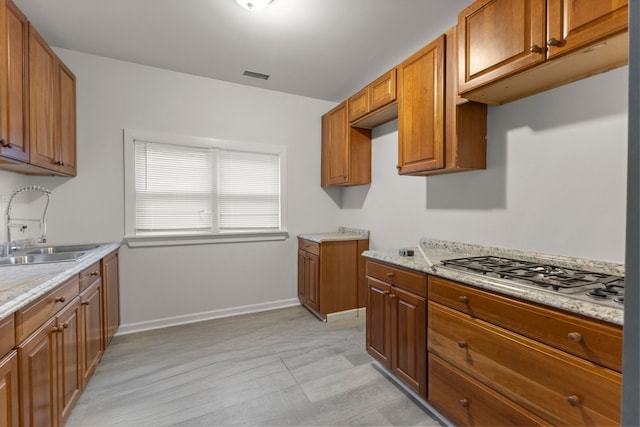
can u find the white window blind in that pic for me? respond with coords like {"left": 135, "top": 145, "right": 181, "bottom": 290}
{"left": 134, "top": 140, "right": 213, "bottom": 234}
{"left": 218, "top": 149, "right": 281, "bottom": 230}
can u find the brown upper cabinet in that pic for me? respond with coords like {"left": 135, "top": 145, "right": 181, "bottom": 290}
{"left": 349, "top": 68, "right": 398, "bottom": 129}
{"left": 0, "top": 0, "right": 77, "bottom": 176}
{"left": 398, "top": 28, "right": 487, "bottom": 176}
{"left": 458, "top": 0, "right": 628, "bottom": 105}
{"left": 0, "top": 0, "right": 29, "bottom": 164}
{"left": 321, "top": 101, "right": 371, "bottom": 187}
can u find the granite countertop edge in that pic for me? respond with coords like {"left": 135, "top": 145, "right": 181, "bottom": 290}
{"left": 363, "top": 239, "right": 624, "bottom": 326}
{"left": 298, "top": 226, "right": 370, "bottom": 243}
{"left": 0, "top": 242, "right": 121, "bottom": 321}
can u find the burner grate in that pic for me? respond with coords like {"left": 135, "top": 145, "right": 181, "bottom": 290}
{"left": 440, "top": 256, "right": 624, "bottom": 299}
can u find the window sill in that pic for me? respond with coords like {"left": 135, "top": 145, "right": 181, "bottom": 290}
{"left": 125, "top": 231, "right": 289, "bottom": 248}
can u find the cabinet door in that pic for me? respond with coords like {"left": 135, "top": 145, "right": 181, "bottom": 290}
{"left": 348, "top": 87, "right": 369, "bottom": 122}
{"left": 391, "top": 286, "right": 427, "bottom": 399}
{"left": 366, "top": 278, "right": 392, "bottom": 369}
{"left": 297, "top": 250, "right": 307, "bottom": 302}
{"left": 305, "top": 253, "right": 320, "bottom": 313}
{"left": 369, "top": 69, "right": 396, "bottom": 111}
{"left": 57, "top": 298, "right": 82, "bottom": 426}
{"left": 80, "top": 279, "right": 104, "bottom": 388}
{"left": 54, "top": 60, "right": 76, "bottom": 176}
{"left": 458, "top": 0, "right": 546, "bottom": 93}
{"left": 102, "top": 251, "right": 120, "bottom": 345}
{"left": 0, "top": 350, "right": 19, "bottom": 427}
{"left": 546, "top": 0, "right": 628, "bottom": 59}
{"left": 397, "top": 35, "right": 445, "bottom": 174}
{"left": 28, "top": 24, "right": 57, "bottom": 172}
{"left": 18, "top": 316, "right": 58, "bottom": 427}
{"left": 0, "top": 0, "right": 29, "bottom": 163}
{"left": 325, "top": 102, "right": 349, "bottom": 185}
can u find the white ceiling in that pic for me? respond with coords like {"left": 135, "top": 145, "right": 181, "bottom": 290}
{"left": 13, "top": 0, "right": 471, "bottom": 102}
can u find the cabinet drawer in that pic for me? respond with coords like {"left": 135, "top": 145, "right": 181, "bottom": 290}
{"left": 0, "top": 316, "right": 15, "bottom": 357}
{"left": 428, "top": 353, "right": 547, "bottom": 427}
{"left": 15, "top": 275, "right": 80, "bottom": 343}
{"left": 298, "top": 238, "right": 319, "bottom": 256}
{"left": 428, "top": 276, "right": 623, "bottom": 371}
{"left": 428, "top": 302, "right": 621, "bottom": 426}
{"left": 366, "top": 260, "right": 426, "bottom": 297}
{"left": 80, "top": 261, "right": 101, "bottom": 292}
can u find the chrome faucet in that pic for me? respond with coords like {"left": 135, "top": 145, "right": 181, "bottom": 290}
{"left": 3, "top": 185, "right": 51, "bottom": 257}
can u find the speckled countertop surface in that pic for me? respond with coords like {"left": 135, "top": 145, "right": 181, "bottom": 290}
{"left": 363, "top": 238, "right": 624, "bottom": 325}
{"left": 298, "top": 226, "right": 370, "bottom": 243}
{"left": 0, "top": 243, "right": 120, "bottom": 321}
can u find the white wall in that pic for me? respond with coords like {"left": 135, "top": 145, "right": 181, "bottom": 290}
{"left": 22, "top": 49, "right": 339, "bottom": 331}
{"left": 337, "top": 66, "right": 628, "bottom": 263}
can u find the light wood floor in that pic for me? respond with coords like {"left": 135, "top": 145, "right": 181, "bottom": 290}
{"left": 67, "top": 306, "right": 445, "bottom": 426}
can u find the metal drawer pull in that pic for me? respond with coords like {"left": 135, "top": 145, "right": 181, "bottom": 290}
{"left": 458, "top": 296, "right": 468, "bottom": 304}
{"left": 90, "top": 271, "right": 99, "bottom": 276}
{"left": 457, "top": 340, "right": 468, "bottom": 349}
{"left": 547, "top": 38, "right": 563, "bottom": 46}
{"left": 1, "top": 139, "right": 10, "bottom": 148}
{"left": 458, "top": 398, "right": 469, "bottom": 408}
{"left": 386, "top": 272, "right": 394, "bottom": 278}
{"left": 567, "top": 395, "right": 581, "bottom": 406}
{"left": 54, "top": 296, "right": 66, "bottom": 303}
{"left": 81, "top": 301, "right": 90, "bottom": 306}
{"left": 529, "top": 44, "right": 543, "bottom": 53}
{"left": 568, "top": 332, "right": 583, "bottom": 343}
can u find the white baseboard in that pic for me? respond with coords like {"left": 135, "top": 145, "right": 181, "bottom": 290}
{"left": 116, "top": 298, "right": 300, "bottom": 335}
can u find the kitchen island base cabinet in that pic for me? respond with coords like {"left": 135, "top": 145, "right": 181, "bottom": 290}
{"left": 298, "top": 237, "right": 369, "bottom": 320}
{"left": 365, "top": 260, "right": 427, "bottom": 399}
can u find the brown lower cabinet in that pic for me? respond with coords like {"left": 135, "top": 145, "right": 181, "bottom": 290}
{"left": 298, "top": 237, "right": 369, "bottom": 320}
{"left": 427, "top": 275, "right": 622, "bottom": 426}
{"left": 1, "top": 248, "right": 120, "bottom": 427}
{"left": 0, "top": 350, "right": 19, "bottom": 427}
{"left": 365, "top": 260, "right": 427, "bottom": 399}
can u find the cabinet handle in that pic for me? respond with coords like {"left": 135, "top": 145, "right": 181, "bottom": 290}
{"left": 0, "top": 139, "right": 10, "bottom": 148}
{"left": 54, "top": 296, "right": 66, "bottom": 303}
{"left": 56, "top": 160, "right": 66, "bottom": 166}
{"left": 61, "top": 322, "right": 69, "bottom": 329}
{"left": 81, "top": 301, "right": 90, "bottom": 306}
{"left": 547, "top": 38, "right": 563, "bottom": 47}
{"left": 396, "top": 165, "right": 401, "bottom": 170}
{"left": 91, "top": 271, "right": 99, "bottom": 276}
{"left": 458, "top": 296, "right": 468, "bottom": 304}
{"left": 386, "top": 272, "right": 394, "bottom": 278}
{"left": 52, "top": 326, "right": 59, "bottom": 333}
{"left": 567, "top": 332, "right": 583, "bottom": 343}
{"left": 529, "top": 44, "right": 543, "bottom": 53}
{"left": 567, "top": 395, "right": 581, "bottom": 406}
{"left": 389, "top": 294, "right": 396, "bottom": 300}
{"left": 457, "top": 340, "right": 468, "bottom": 349}
{"left": 383, "top": 290, "right": 390, "bottom": 295}
{"left": 458, "top": 398, "right": 469, "bottom": 408}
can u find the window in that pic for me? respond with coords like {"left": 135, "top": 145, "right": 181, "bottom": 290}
{"left": 124, "top": 130, "right": 288, "bottom": 247}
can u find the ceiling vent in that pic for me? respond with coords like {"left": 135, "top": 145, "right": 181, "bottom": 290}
{"left": 243, "top": 70, "right": 270, "bottom": 80}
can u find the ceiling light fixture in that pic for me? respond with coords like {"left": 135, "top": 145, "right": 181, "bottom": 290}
{"left": 235, "top": 0, "right": 274, "bottom": 11}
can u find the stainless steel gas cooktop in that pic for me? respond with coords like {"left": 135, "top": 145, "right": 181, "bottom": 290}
{"left": 440, "top": 256, "right": 624, "bottom": 306}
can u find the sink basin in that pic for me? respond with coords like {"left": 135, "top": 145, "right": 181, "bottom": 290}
{"left": 26, "top": 244, "right": 100, "bottom": 255}
{"left": 0, "top": 251, "right": 87, "bottom": 266}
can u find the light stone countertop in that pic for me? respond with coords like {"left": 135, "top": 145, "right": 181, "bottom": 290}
{"left": 363, "top": 238, "right": 624, "bottom": 325}
{"left": 298, "top": 226, "right": 370, "bottom": 243}
{"left": 0, "top": 242, "right": 120, "bottom": 322}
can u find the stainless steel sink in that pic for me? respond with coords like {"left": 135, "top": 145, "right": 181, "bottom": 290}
{"left": 0, "top": 251, "right": 88, "bottom": 266}
{"left": 26, "top": 244, "right": 100, "bottom": 255}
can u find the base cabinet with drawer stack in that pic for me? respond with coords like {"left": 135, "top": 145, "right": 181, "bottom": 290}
{"left": 365, "top": 259, "right": 427, "bottom": 399}
{"left": 1, "top": 247, "right": 120, "bottom": 427}
{"left": 427, "top": 275, "right": 622, "bottom": 426}
{"left": 298, "top": 235, "right": 369, "bottom": 320}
